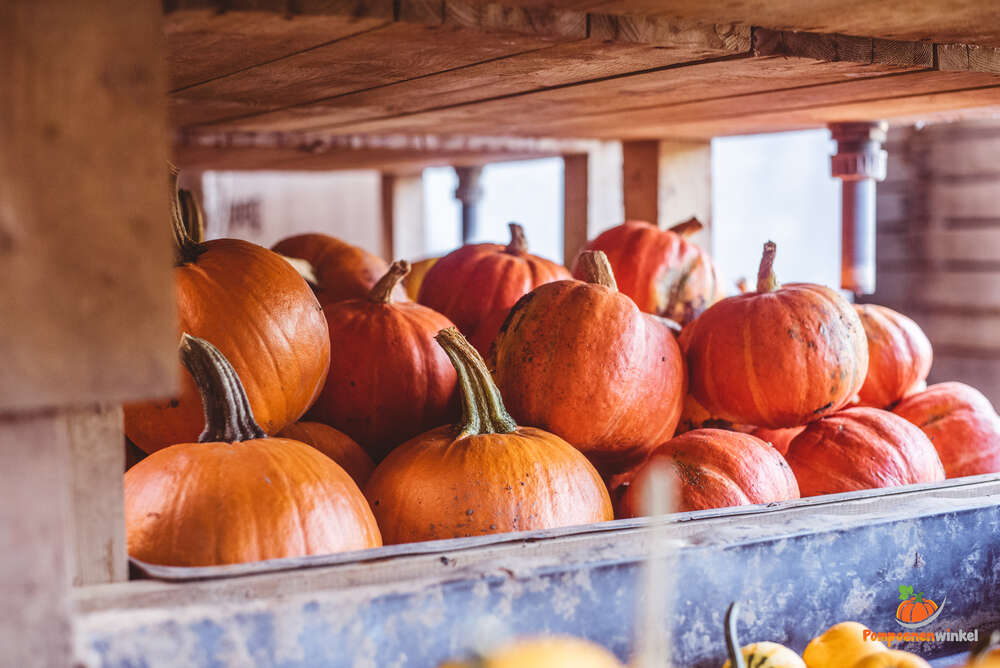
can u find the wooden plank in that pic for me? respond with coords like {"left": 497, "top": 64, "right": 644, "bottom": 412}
{"left": 0, "top": 412, "right": 72, "bottom": 667}
{"left": 65, "top": 405, "right": 128, "bottom": 586}
{"left": 656, "top": 140, "right": 711, "bottom": 241}
{"left": 938, "top": 43, "right": 1000, "bottom": 75}
{"left": 929, "top": 356, "right": 1000, "bottom": 405}
{"left": 927, "top": 136, "right": 1000, "bottom": 178}
{"left": 562, "top": 153, "right": 589, "bottom": 266}
{"left": 905, "top": 310, "right": 1000, "bottom": 357}
{"left": 380, "top": 172, "right": 425, "bottom": 262}
{"left": 622, "top": 140, "right": 659, "bottom": 223}
{"left": 870, "top": 270, "right": 1000, "bottom": 310}
{"left": 0, "top": 0, "right": 177, "bottom": 411}
{"left": 878, "top": 228, "right": 1000, "bottom": 264}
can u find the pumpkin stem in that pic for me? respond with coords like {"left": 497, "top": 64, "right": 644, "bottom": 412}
{"left": 504, "top": 222, "right": 528, "bottom": 255}
{"left": 169, "top": 162, "right": 204, "bottom": 264}
{"left": 668, "top": 217, "right": 703, "bottom": 237}
{"left": 756, "top": 241, "right": 779, "bottom": 293}
{"left": 724, "top": 602, "right": 748, "bottom": 668}
{"left": 179, "top": 333, "right": 266, "bottom": 443}
{"left": 575, "top": 250, "right": 618, "bottom": 291}
{"left": 369, "top": 260, "right": 410, "bottom": 303}
{"left": 435, "top": 327, "right": 517, "bottom": 438}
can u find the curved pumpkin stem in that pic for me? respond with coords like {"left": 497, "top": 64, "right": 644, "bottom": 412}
{"left": 724, "top": 602, "right": 748, "bottom": 668}
{"left": 169, "top": 162, "right": 204, "bottom": 264}
{"left": 369, "top": 260, "right": 410, "bottom": 303}
{"left": 435, "top": 327, "right": 517, "bottom": 438}
{"left": 576, "top": 250, "right": 618, "bottom": 291}
{"left": 756, "top": 241, "right": 779, "bottom": 293}
{"left": 505, "top": 222, "right": 528, "bottom": 255}
{"left": 179, "top": 333, "right": 266, "bottom": 443}
{"left": 668, "top": 217, "right": 703, "bottom": 237}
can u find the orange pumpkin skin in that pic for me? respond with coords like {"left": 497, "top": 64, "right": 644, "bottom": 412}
{"left": 751, "top": 426, "right": 805, "bottom": 457}
{"left": 682, "top": 243, "right": 868, "bottom": 429}
{"left": 125, "top": 239, "right": 330, "bottom": 454}
{"left": 272, "top": 233, "right": 403, "bottom": 305}
{"left": 896, "top": 597, "right": 938, "bottom": 623}
{"left": 491, "top": 253, "right": 686, "bottom": 476}
{"left": 574, "top": 219, "right": 724, "bottom": 326}
{"left": 417, "top": 224, "right": 570, "bottom": 356}
{"left": 677, "top": 393, "right": 755, "bottom": 435}
{"left": 855, "top": 304, "right": 933, "bottom": 409}
{"left": 278, "top": 421, "right": 376, "bottom": 487}
{"left": 308, "top": 262, "right": 459, "bottom": 461}
{"left": 785, "top": 407, "right": 945, "bottom": 497}
{"left": 892, "top": 382, "right": 1000, "bottom": 478}
{"left": 617, "top": 429, "right": 800, "bottom": 516}
{"left": 365, "top": 328, "right": 612, "bottom": 545}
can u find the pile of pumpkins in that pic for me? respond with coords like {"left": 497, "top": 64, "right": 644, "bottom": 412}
{"left": 123, "top": 172, "right": 1000, "bottom": 567}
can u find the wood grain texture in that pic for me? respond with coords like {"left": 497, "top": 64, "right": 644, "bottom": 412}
{"left": 562, "top": 152, "right": 589, "bottom": 266}
{"left": 380, "top": 172, "right": 426, "bottom": 261}
{"left": 0, "top": 0, "right": 177, "bottom": 411}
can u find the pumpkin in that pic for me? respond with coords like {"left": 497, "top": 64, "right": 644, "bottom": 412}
{"left": 677, "top": 393, "right": 754, "bottom": 435}
{"left": 307, "top": 260, "right": 458, "bottom": 461}
{"left": 722, "top": 601, "right": 805, "bottom": 668}
{"left": 439, "top": 636, "right": 624, "bottom": 668}
{"left": 751, "top": 426, "right": 805, "bottom": 457}
{"left": 682, "top": 241, "right": 868, "bottom": 429}
{"left": 785, "top": 407, "right": 945, "bottom": 497}
{"left": 405, "top": 256, "right": 439, "bottom": 300}
{"left": 617, "top": 429, "right": 800, "bottom": 516}
{"left": 124, "top": 438, "right": 146, "bottom": 472}
{"left": 803, "top": 622, "right": 887, "bottom": 668}
{"left": 272, "top": 232, "right": 403, "bottom": 305}
{"left": 573, "top": 218, "right": 725, "bottom": 326}
{"left": 966, "top": 630, "right": 1000, "bottom": 667}
{"left": 417, "top": 222, "right": 571, "bottom": 356}
{"left": 125, "top": 335, "right": 381, "bottom": 566}
{"left": 896, "top": 593, "right": 939, "bottom": 625}
{"left": 855, "top": 304, "right": 933, "bottom": 409}
{"left": 124, "top": 170, "right": 330, "bottom": 454}
{"left": 364, "top": 327, "right": 612, "bottom": 545}
{"left": 892, "top": 382, "right": 1000, "bottom": 478}
{"left": 277, "top": 421, "right": 375, "bottom": 487}
{"left": 851, "top": 651, "right": 931, "bottom": 668}
{"left": 490, "top": 251, "right": 686, "bottom": 477}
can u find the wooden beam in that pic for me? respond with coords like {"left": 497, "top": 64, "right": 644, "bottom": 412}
{"left": 622, "top": 140, "right": 711, "bottom": 236}
{"left": 562, "top": 153, "right": 589, "bottom": 266}
{"left": 381, "top": 172, "right": 426, "bottom": 262}
{"left": 622, "top": 140, "right": 659, "bottom": 223}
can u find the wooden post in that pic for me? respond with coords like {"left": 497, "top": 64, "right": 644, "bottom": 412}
{"left": 381, "top": 172, "right": 426, "bottom": 261}
{"left": 563, "top": 154, "right": 589, "bottom": 267}
{"left": 562, "top": 142, "right": 625, "bottom": 266}
{"left": 454, "top": 166, "right": 484, "bottom": 243}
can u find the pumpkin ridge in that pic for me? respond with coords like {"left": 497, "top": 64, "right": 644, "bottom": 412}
{"left": 741, "top": 312, "right": 770, "bottom": 426}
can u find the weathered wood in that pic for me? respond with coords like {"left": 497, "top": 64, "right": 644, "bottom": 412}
{"left": 380, "top": 172, "right": 426, "bottom": 262}
{"left": 0, "top": 1, "right": 177, "bottom": 411}
{"left": 938, "top": 44, "right": 1000, "bottom": 75}
{"left": 65, "top": 405, "right": 128, "bottom": 586}
{"left": 622, "top": 140, "right": 659, "bottom": 224}
{"left": 562, "top": 153, "right": 589, "bottom": 266}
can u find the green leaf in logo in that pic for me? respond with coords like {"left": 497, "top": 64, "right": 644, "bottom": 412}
{"left": 899, "top": 585, "right": 914, "bottom": 601}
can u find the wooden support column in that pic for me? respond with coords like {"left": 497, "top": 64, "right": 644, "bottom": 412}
{"left": 381, "top": 171, "right": 426, "bottom": 262}
{"left": 562, "top": 142, "right": 625, "bottom": 266}
{"left": 454, "top": 166, "right": 484, "bottom": 243}
{"left": 622, "top": 140, "right": 713, "bottom": 248}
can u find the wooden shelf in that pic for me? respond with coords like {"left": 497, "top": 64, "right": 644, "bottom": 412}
{"left": 167, "top": 1, "right": 1000, "bottom": 170}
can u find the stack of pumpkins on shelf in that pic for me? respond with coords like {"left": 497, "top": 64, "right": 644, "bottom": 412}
{"left": 123, "top": 174, "right": 1000, "bottom": 567}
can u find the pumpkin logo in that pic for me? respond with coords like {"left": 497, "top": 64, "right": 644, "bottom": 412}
{"left": 896, "top": 585, "right": 946, "bottom": 629}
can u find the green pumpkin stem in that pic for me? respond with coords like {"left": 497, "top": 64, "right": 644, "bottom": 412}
{"left": 505, "top": 222, "right": 528, "bottom": 255}
{"left": 179, "top": 333, "right": 266, "bottom": 443}
{"left": 435, "top": 327, "right": 517, "bottom": 438}
{"left": 576, "top": 250, "right": 618, "bottom": 291}
{"left": 756, "top": 241, "right": 779, "bottom": 293}
{"left": 669, "top": 217, "right": 703, "bottom": 238}
{"left": 369, "top": 260, "right": 410, "bottom": 303}
{"left": 169, "top": 162, "right": 204, "bottom": 264}
{"left": 724, "top": 602, "right": 748, "bottom": 668}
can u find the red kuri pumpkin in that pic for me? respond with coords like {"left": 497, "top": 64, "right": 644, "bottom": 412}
{"left": 892, "top": 382, "right": 1000, "bottom": 478}
{"left": 682, "top": 241, "right": 868, "bottom": 429}
{"left": 785, "top": 407, "right": 945, "bottom": 497}
{"left": 308, "top": 261, "right": 458, "bottom": 461}
{"left": 677, "top": 393, "right": 755, "bottom": 435}
{"left": 617, "top": 429, "right": 800, "bottom": 516}
{"left": 124, "top": 171, "right": 330, "bottom": 454}
{"left": 574, "top": 218, "right": 725, "bottom": 326}
{"left": 277, "top": 421, "right": 376, "bottom": 487}
{"left": 855, "top": 304, "right": 933, "bottom": 409}
{"left": 750, "top": 426, "right": 805, "bottom": 457}
{"left": 272, "top": 232, "right": 404, "bottom": 305}
{"left": 490, "top": 251, "right": 686, "bottom": 477}
{"left": 125, "top": 335, "right": 381, "bottom": 566}
{"left": 365, "top": 328, "right": 612, "bottom": 545}
{"left": 417, "top": 223, "right": 571, "bottom": 356}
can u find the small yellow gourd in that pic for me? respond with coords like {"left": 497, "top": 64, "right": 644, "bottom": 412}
{"left": 437, "top": 635, "right": 624, "bottom": 668}
{"left": 966, "top": 630, "right": 1000, "bottom": 667}
{"left": 722, "top": 602, "right": 805, "bottom": 668}
{"left": 804, "top": 621, "right": 887, "bottom": 668}
{"left": 851, "top": 649, "right": 931, "bottom": 668}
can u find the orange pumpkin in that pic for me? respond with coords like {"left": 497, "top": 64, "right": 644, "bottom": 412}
{"left": 272, "top": 232, "right": 403, "bottom": 305}
{"left": 417, "top": 223, "right": 570, "bottom": 356}
{"left": 851, "top": 650, "right": 931, "bottom": 668}
{"left": 617, "top": 429, "right": 800, "bottom": 516}
{"left": 855, "top": 304, "right": 933, "bottom": 409}
{"left": 892, "top": 382, "right": 1000, "bottom": 478}
{"left": 785, "top": 407, "right": 945, "bottom": 497}
{"left": 677, "top": 393, "right": 754, "bottom": 435}
{"left": 308, "top": 261, "right": 458, "bottom": 460}
{"left": 897, "top": 595, "right": 939, "bottom": 624}
{"left": 573, "top": 218, "right": 724, "bottom": 325}
{"left": 405, "top": 256, "right": 439, "bottom": 300}
{"left": 750, "top": 426, "right": 805, "bottom": 457}
{"left": 682, "top": 241, "right": 868, "bottom": 428}
{"left": 125, "top": 171, "right": 330, "bottom": 454}
{"left": 277, "top": 421, "right": 375, "bottom": 487}
{"left": 490, "top": 251, "right": 686, "bottom": 477}
{"left": 125, "top": 335, "right": 381, "bottom": 566}
{"left": 365, "top": 328, "right": 612, "bottom": 545}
